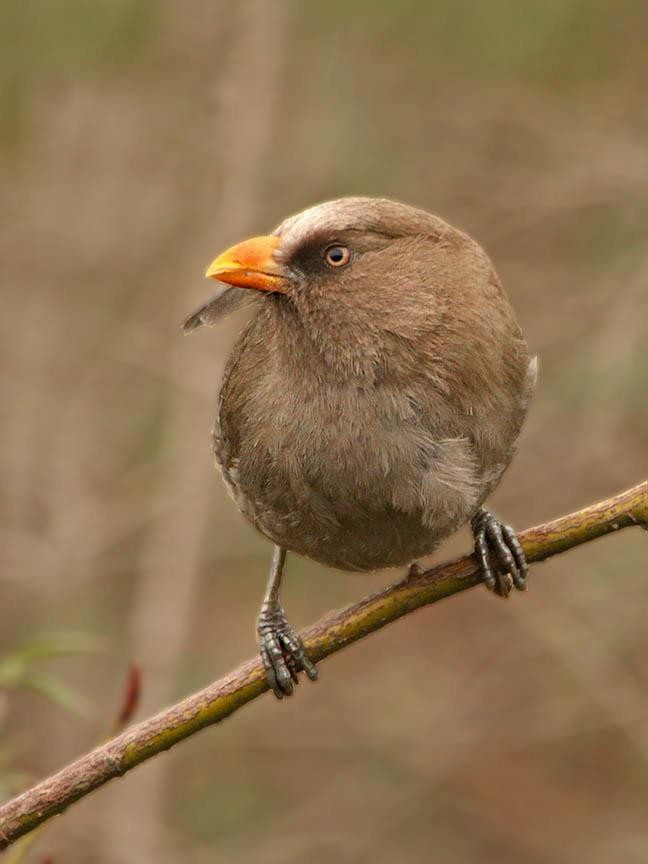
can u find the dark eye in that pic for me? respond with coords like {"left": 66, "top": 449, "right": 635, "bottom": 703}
{"left": 323, "top": 245, "right": 351, "bottom": 267}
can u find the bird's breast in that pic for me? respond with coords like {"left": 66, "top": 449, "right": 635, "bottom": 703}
{"left": 216, "top": 359, "right": 485, "bottom": 570}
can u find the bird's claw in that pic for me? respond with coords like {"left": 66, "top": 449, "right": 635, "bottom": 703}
{"left": 471, "top": 508, "right": 528, "bottom": 598}
{"left": 257, "top": 602, "right": 318, "bottom": 699}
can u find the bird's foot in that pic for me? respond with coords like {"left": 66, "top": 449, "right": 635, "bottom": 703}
{"left": 257, "top": 602, "right": 318, "bottom": 699}
{"left": 471, "top": 508, "right": 528, "bottom": 598}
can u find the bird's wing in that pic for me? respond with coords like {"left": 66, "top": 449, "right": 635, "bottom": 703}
{"left": 523, "top": 355, "right": 539, "bottom": 409}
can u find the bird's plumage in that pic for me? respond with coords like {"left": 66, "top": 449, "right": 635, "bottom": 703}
{"left": 197, "top": 198, "right": 535, "bottom": 571}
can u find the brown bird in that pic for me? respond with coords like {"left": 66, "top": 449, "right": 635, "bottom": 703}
{"left": 185, "top": 198, "right": 536, "bottom": 698}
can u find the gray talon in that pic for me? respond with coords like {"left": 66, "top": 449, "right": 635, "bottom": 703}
{"left": 501, "top": 523, "right": 528, "bottom": 589}
{"left": 471, "top": 508, "right": 528, "bottom": 598}
{"left": 258, "top": 602, "right": 318, "bottom": 698}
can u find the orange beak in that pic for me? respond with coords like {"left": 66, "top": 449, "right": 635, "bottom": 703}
{"left": 205, "top": 235, "right": 288, "bottom": 293}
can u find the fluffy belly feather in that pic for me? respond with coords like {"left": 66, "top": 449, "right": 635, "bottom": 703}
{"left": 216, "top": 407, "right": 486, "bottom": 571}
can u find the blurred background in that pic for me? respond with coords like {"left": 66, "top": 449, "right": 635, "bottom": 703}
{"left": 1, "top": 1, "right": 647, "bottom": 861}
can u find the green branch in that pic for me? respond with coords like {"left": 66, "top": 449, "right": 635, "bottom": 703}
{"left": 0, "top": 481, "right": 646, "bottom": 850}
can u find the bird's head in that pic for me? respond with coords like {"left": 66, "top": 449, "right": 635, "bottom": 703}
{"left": 182, "top": 197, "right": 473, "bottom": 340}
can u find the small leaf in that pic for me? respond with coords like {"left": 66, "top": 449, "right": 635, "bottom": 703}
{"left": 19, "top": 672, "right": 91, "bottom": 718}
{"left": 14, "top": 632, "right": 104, "bottom": 664}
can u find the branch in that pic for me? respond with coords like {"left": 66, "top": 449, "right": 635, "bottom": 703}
{"left": 1, "top": 481, "right": 646, "bottom": 849}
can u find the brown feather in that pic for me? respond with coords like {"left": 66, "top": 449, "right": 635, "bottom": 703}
{"left": 202, "top": 197, "right": 534, "bottom": 571}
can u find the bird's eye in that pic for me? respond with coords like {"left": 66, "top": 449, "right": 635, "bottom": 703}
{"left": 323, "top": 245, "right": 351, "bottom": 267}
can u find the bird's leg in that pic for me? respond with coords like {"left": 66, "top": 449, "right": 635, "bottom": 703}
{"left": 470, "top": 507, "right": 528, "bottom": 598}
{"left": 257, "top": 545, "right": 319, "bottom": 699}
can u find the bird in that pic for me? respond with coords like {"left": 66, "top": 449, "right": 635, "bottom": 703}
{"left": 184, "top": 197, "right": 536, "bottom": 699}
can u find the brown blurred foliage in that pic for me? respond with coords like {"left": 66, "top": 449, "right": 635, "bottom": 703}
{"left": 1, "top": 1, "right": 647, "bottom": 862}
